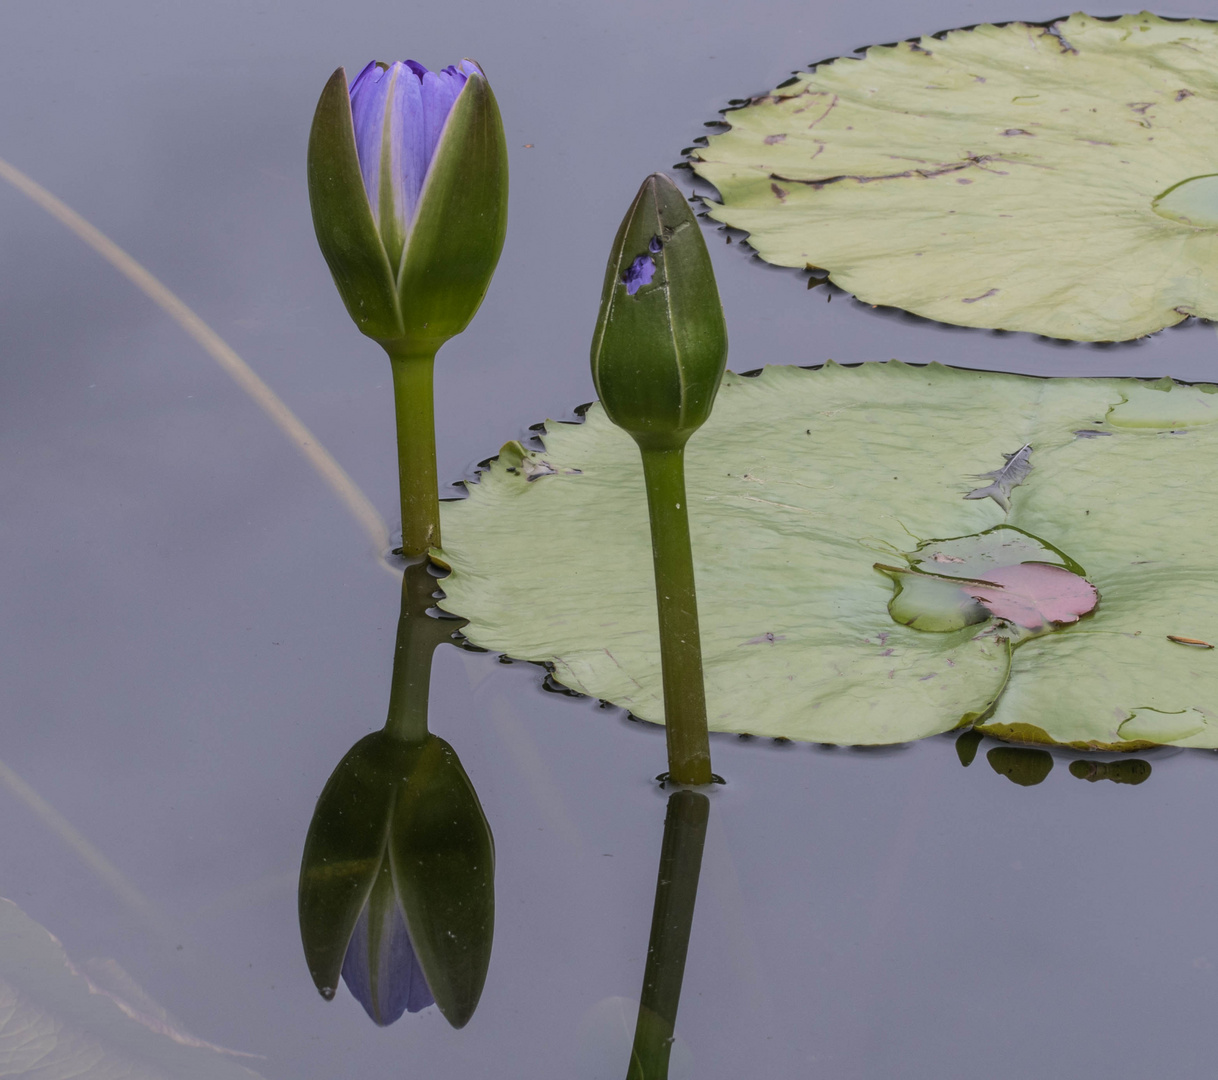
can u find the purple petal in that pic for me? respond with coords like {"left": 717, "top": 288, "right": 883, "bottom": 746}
{"left": 457, "top": 59, "right": 483, "bottom": 78}
{"left": 341, "top": 885, "right": 434, "bottom": 1026}
{"left": 419, "top": 68, "right": 467, "bottom": 177}
{"left": 622, "top": 253, "right": 657, "bottom": 295}
{"left": 347, "top": 58, "right": 469, "bottom": 237}
{"left": 349, "top": 62, "right": 391, "bottom": 215}
{"left": 380, "top": 62, "right": 426, "bottom": 233}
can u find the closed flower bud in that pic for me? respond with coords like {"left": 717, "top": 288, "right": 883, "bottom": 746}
{"left": 590, "top": 173, "right": 728, "bottom": 451}
{"left": 307, "top": 58, "right": 508, "bottom": 352}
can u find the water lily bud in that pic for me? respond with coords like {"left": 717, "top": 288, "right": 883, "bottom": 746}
{"left": 299, "top": 731, "right": 495, "bottom": 1028}
{"left": 590, "top": 173, "right": 728, "bottom": 451}
{"left": 307, "top": 58, "right": 508, "bottom": 352}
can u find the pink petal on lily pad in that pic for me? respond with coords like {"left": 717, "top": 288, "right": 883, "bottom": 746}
{"left": 963, "top": 563, "right": 1098, "bottom": 630}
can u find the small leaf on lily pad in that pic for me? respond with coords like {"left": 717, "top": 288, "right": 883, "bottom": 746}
{"left": 437, "top": 362, "right": 1218, "bottom": 749}
{"left": 689, "top": 12, "right": 1218, "bottom": 341}
{"left": 911, "top": 526, "right": 1082, "bottom": 579}
{"left": 1107, "top": 381, "right": 1218, "bottom": 429}
{"left": 962, "top": 563, "right": 1098, "bottom": 632}
{"left": 1116, "top": 707, "right": 1209, "bottom": 744}
{"left": 876, "top": 564, "right": 989, "bottom": 633}
{"left": 879, "top": 525, "right": 1097, "bottom": 634}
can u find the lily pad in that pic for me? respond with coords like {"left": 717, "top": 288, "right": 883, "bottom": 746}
{"left": 436, "top": 362, "right": 1218, "bottom": 749}
{"left": 689, "top": 12, "right": 1218, "bottom": 341}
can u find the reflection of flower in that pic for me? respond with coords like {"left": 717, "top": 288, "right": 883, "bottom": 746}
{"left": 340, "top": 860, "right": 434, "bottom": 1025}
{"left": 299, "top": 731, "right": 494, "bottom": 1029}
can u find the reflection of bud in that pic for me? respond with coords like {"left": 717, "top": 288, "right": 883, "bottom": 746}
{"left": 987, "top": 746, "right": 1053, "bottom": 786}
{"left": 299, "top": 731, "right": 494, "bottom": 1027}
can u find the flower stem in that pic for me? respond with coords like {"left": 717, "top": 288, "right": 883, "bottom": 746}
{"left": 383, "top": 561, "right": 456, "bottom": 743}
{"left": 387, "top": 349, "right": 441, "bottom": 557}
{"left": 639, "top": 445, "right": 713, "bottom": 786}
{"left": 626, "top": 789, "right": 710, "bottom": 1079}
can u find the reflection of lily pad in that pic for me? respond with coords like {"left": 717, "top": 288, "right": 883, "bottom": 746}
{"left": 437, "top": 362, "right": 1218, "bottom": 749}
{"left": 987, "top": 746, "right": 1053, "bottom": 786}
{"left": 1069, "top": 758, "right": 1151, "bottom": 785}
{"left": 0, "top": 898, "right": 262, "bottom": 1078}
{"left": 689, "top": 12, "right": 1218, "bottom": 341}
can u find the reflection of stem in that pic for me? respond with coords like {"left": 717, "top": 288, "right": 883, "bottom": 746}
{"left": 387, "top": 350, "right": 441, "bottom": 558}
{"left": 383, "top": 561, "right": 464, "bottom": 743}
{"left": 639, "top": 446, "right": 712, "bottom": 786}
{"left": 626, "top": 790, "right": 710, "bottom": 1080}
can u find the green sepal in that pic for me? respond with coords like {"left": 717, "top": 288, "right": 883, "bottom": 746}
{"left": 394, "top": 66, "right": 509, "bottom": 354}
{"left": 389, "top": 735, "right": 495, "bottom": 1029}
{"left": 590, "top": 173, "right": 728, "bottom": 452}
{"left": 306, "top": 67, "right": 404, "bottom": 342}
{"left": 297, "top": 731, "right": 405, "bottom": 999}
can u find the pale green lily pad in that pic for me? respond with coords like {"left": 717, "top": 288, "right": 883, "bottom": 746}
{"left": 689, "top": 12, "right": 1218, "bottom": 341}
{"left": 437, "top": 363, "right": 1218, "bottom": 749}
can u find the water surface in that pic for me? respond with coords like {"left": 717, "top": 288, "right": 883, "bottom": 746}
{"left": 1, "top": 2, "right": 1215, "bottom": 1077}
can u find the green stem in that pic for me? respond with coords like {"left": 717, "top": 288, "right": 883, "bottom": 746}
{"left": 383, "top": 560, "right": 458, "bottom": 743}
{"left": 626, "top": 790, "right": 710, "bottom": 1080}
{"left": 638, "top": 445, "right": 712, "bottom": 786}
{"left": 387, "top": 349, "right": 441, "bottom": 558}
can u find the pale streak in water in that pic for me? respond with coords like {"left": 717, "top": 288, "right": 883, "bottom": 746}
{"left": 0, "top": 156, "right": 398, "bottom": 578}
{"left": 0, "top": 755, "right": 174, "bottom": 942}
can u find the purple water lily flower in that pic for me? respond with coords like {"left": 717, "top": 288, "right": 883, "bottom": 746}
{"left": 347, "top": 59, "right": 481, "bottom": 267}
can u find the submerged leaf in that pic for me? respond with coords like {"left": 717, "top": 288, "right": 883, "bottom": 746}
{"left": 438, "top": 362, "right": 1218, "bottom": 749}
{"left": 690, "top": 13, "right": 1218, "bottom": 341}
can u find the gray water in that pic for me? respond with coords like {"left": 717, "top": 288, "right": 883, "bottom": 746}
{"left": 3, "top": 1, "right": 1218, "bottom": 1077}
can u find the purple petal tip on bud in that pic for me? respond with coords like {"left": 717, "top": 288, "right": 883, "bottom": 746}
{"left": 622, "top": 254, "right": 656, "bottom": 295}
{"left": 622, "top": 236, "right": 663, "bottom": 295}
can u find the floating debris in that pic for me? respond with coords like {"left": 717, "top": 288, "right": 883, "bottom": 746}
{"left": 963, "top": 443, "right": 1032, "bottom": 512}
